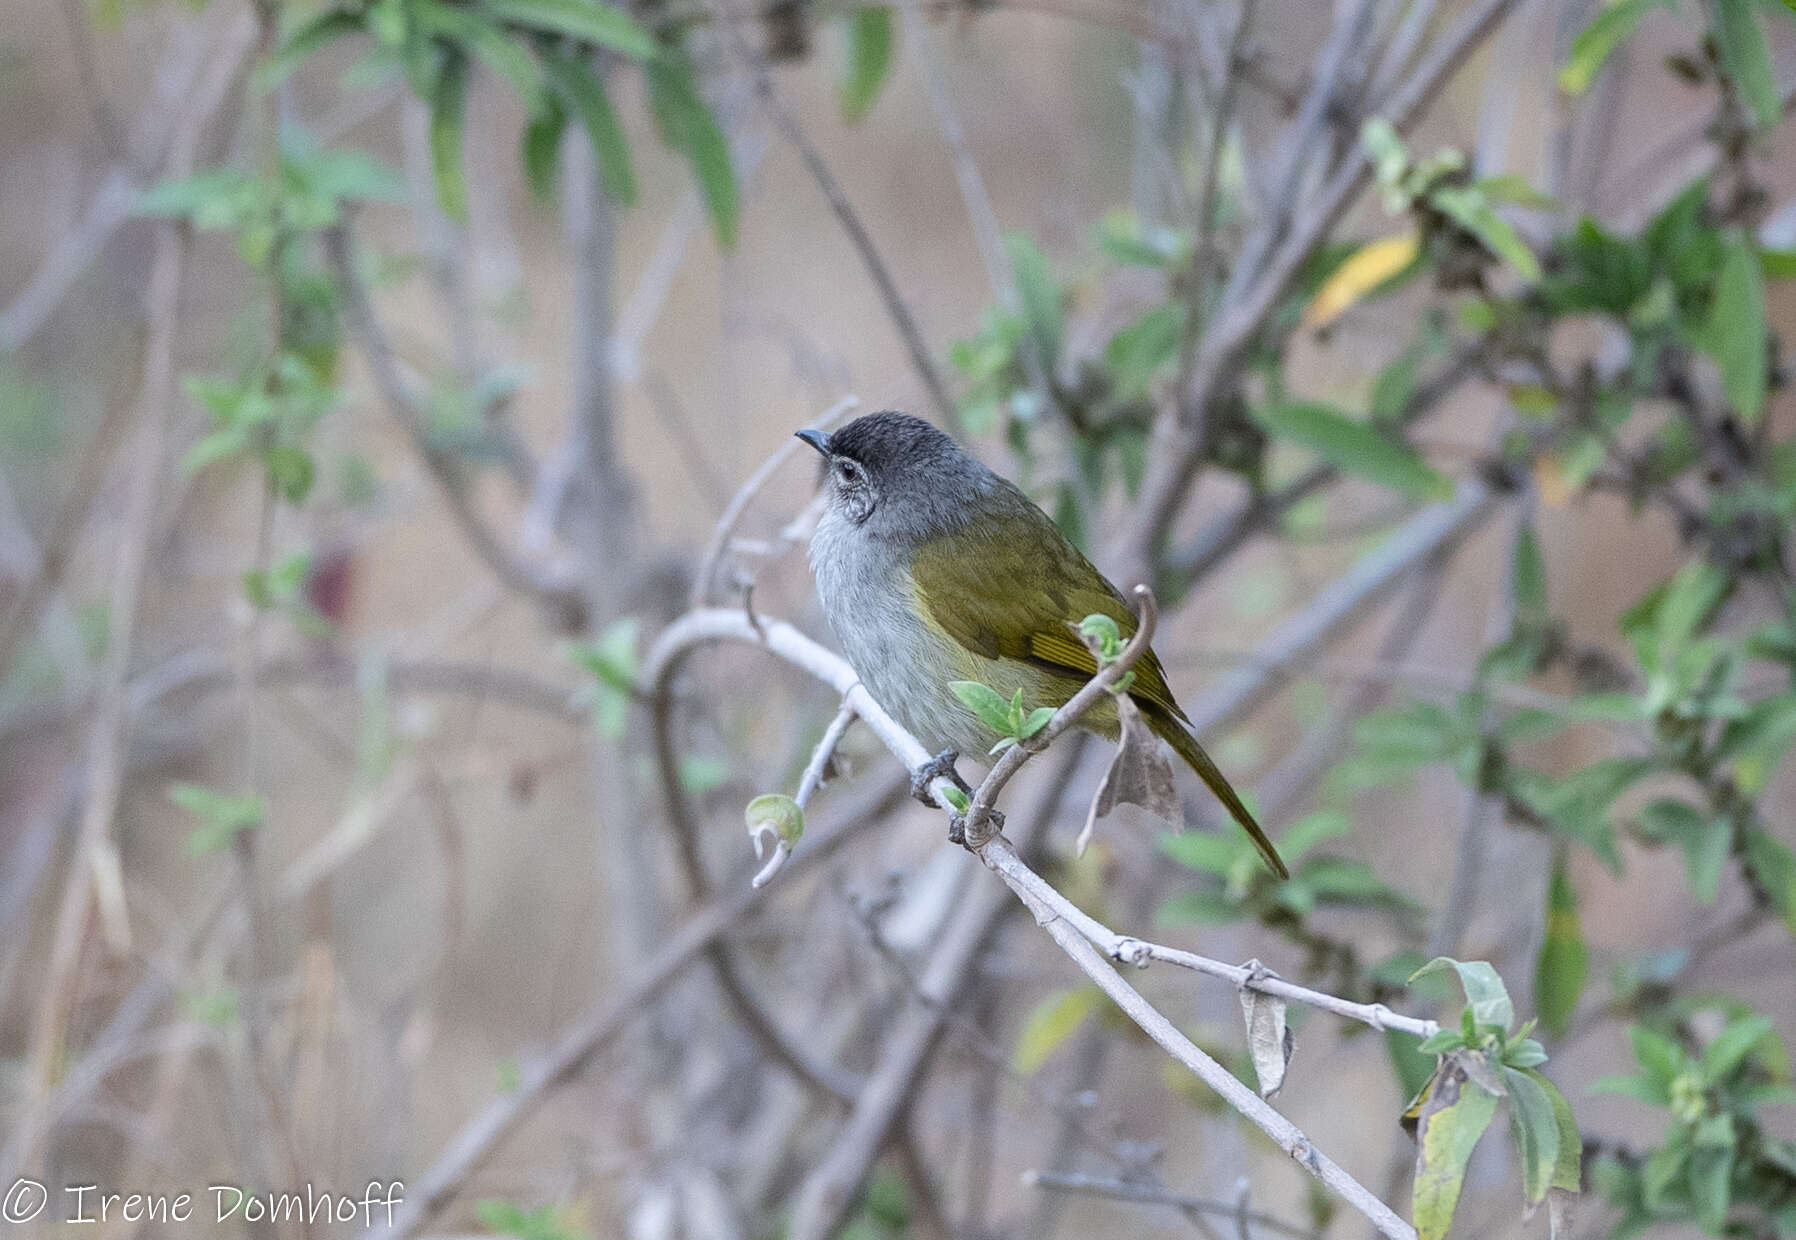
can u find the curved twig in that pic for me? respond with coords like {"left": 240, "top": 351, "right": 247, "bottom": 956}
{"left": 640, "top": 605, "right": 1422, "bottom": 1240}
{"left": 958, "top": 584, "right": 1157, "bottom": 845}
{"left": 691, "top": 394, "right": 858, "bottom": 610}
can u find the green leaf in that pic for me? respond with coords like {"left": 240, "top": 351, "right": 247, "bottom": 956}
{"left": 522, "top": 96, "right": 568, "bottom": 202}
{"left": 838, "top": 7, "right": 894, "bottom": 123}
{"left": 1709, "top": 0, "right": 1780, "bottom": 128}
{"left": 646, "top": 51, "right": 738, "bottom": 247}
{"left": 1528, "top": 1070, "right": 1584, "bottom": 1192}
{"left": 1388, "top": 1029, "right": 1440, "bottom": 1102}
{"left": 291, "top": 146, "right": 407, "bottom": 207}
{"left": 1420, "top": 1028, "right": 1470, "bottom": 1054}
{"left": 1431, "top": 185, "right": 1543, "bottom": 281}
{"left": 1095, "top": 208, "right": 1191, "bottom": 268}
{"left": 1362, "top": 117, "right": 1409, "bottom": 195}
{"left": 413, "top": 2, "right": 543, "bottom": 101}
{"left": 476, "top": 1198, "right": 591, "bottom": 1240}
{"left": 1105, "top": 304, "right": 1184, "bottom": 397}
{"left": 1560, "top": 0, "right": 1666, "bottom": 94}
{"left": 679, "top": 754, "right": 730, "bottom": 795}
{"left": 745, "top": 793, "right": 805, "bottom": 849}
{"left": 1635, "top": 797, "right": 1731, "bottom": 904}
{"left": 428, "top": 50, "right": 472, "bottom": 223}
{"left": 1535, "top": 854, "right": 1588, "bottom": 1037}
{"left": 1275, "top": 810, "right": 1352, "bottom": 861}
{"left": 1159, "top": 830, "right": 1246, "bottom": 877}
{"left": 1019, "top": 706, "right": 1056, "bottom": 739}
{"left": 180, "top": 987, "right": 240, "bottom": 1028}
{"left": 1688, "top": 1143, "right": 1736, "bottom": 1232}
{"left": 1630, "top": 1024, "right": 1690, "bottom": 1088}
{"left": 1355, "top": 700, "right": 1463, "bottom": 764}
{"left": 1077, "top": 613, "right": 1123, "bottom": 659}
{"left": 1504, "top": 1038, "right": 1549, "bottom": 1069}
{"left": 1744, "top": 829, "right": 1796, "bottom": 931}
{"left": 1699, "top": 235, "right": 1768, "bottom": 424}
{"left": 182, "top": 427, "right": 249, "bottom": 475}
{"left": 1014, "top": 987, "right": 1103, "bottom": 1074}
{"left": 1412, "top": 958, "right": 1515, "bottom": 1032}
{"left": 1640, "top": 1137, "right": 1689, "bottom": 1209}
{"left": 1476, "top": 173, "right": 1558, "bottom": 210}
{"left": 265, "top": 443, "right": 316, "bottom": 503}
{"left": 1413, "top": 1061, "right": 1502, "bottom": 1240}
{"left": 1155, "top": 888, "right": 1244, "bottom": 925}
{"left": 169, "top": 782, "right": 266, "bottom": 857}
{"left": 566, "top": 616, "right": 639, "bottom": 692}
{"left": 368, "top": 0, "right": 407, "bottom": 45}
{"left": 1504, "top": 1064, "right": 1562, "bottom": 1206}
{"left": 1255, "top": 401, "right": 1452, "bottom": 501}
{"left": 1006, "top": 233, "right": 1062, "bottom": 369}
{"left": 135, "top": 167, "right": 262, "bottom": 227}
{"left": 1508, "top": 757, "right": 1647, "bottom": 870}
{"left": 542, "top": 53, "right": 637, "bottom": 204}
{"left": 1297, "top": 857, "right": 1411, "bottom": 907}
{"left": 950, "top": 680, "right": 1015, "bottom": 735}
{"left": 1589, "top": 1070, "right": 1671, "bottom": 1105}
{"left": 480, "top": 0, "right": 656, "bottom": 58}
{"left": 1701, "top": 1015, "right": 1774, "bottom": 1084}
{"left": 1761, "top": 245, "right": 1796, "bottom": 279}
{"left": 1716, "top": 692, "right": 1796, "bottom": 792}
{"left": 1513, "top": 524, "right": 1548, "bottom": 618}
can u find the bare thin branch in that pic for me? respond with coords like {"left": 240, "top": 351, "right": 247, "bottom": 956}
{"left": 708, "top": 3, "right": 961, "bottom": 430}
{"left": 691, "top": 394, "right": 858, "bottom": 609}
{"left": 324, "top": 223, "right": 587, "bottom": 627}
{"left": 1120, "top": 0, "right": 1521, "bottom": 582}
{"left": 1023, "top": 1169, "right": 1318, "bottom": 1240}
{"left": 21, "top": 7, "right": 256, "bottom": 1128}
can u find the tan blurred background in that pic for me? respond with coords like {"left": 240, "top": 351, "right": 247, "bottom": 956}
{"left": 2, "top": 0, "right": 1795, "bottom": 1236}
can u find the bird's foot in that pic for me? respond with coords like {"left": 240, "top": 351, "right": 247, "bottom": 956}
{"left": 911, "top": 749, "right": 971, "bottom": 808}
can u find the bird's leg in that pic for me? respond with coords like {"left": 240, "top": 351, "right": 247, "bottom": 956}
{"left": 911, "top": 749, "right": 971, "bottom": 808}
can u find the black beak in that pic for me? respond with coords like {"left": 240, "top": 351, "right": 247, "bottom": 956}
{"left": 795, "top": 428, "right": 832, "bottom": 457}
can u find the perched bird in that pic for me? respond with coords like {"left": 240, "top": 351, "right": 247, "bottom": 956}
{"left": 799, "top": 411, "right": 1288, "bottom": 878}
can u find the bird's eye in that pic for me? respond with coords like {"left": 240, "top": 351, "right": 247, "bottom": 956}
{"left": 835, "top": 459, "right": 862, "bottom": 484}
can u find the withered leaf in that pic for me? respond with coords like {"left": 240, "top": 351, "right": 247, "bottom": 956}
{"left": 1238, "top": 975, "right": 1293, "bottom": 1097}
{"left": 1076, "top": 695, "right": 1179, "bottom": 855}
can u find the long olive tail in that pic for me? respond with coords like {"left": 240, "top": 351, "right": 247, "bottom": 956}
{"left": 1151, "top": 711, "right": 1289, "bottom": 879}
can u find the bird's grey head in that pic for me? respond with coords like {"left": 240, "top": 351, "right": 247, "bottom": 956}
{"left": 796, "top": 411, "right": 994, "bottom": 539}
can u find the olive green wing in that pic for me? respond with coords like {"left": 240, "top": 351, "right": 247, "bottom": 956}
{"left": 906, "top": 508, "right": 1185, "bottom": 720}
{"left": 910, "top": 500, "right": 1289, "bottom": 879}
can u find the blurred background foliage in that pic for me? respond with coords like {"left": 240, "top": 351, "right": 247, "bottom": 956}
{"left": 2, "top": 0, "right": 1796, "bottom": 1237}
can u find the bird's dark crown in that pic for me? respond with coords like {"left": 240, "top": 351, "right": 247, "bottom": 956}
{"left": 824, "top": 411, "right": 958, "bottom": 472}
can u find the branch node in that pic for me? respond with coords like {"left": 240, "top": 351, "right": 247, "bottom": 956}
{"left": 1287, "top": 1136, "right": 1321, "bottom": 1173}
{"left": 959, "top": 807, "right": 1004, "bottom": 850}
{"left": 1238, "top": 957, "right": 1276, "bottom": 987}
{"left": 1111, "top": 937, "right": 1153, "bottom": 968}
